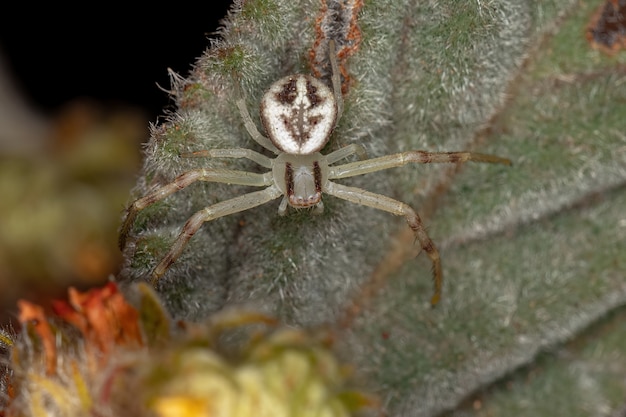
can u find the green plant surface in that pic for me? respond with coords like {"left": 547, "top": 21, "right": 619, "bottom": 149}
{"left": 447, "top": 307, "right": 626, "bottom": 417}
{"left": 117, "top": 0, "right": 626, "bottom": 415}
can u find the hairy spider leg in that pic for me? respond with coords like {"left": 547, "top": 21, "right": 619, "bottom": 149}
{"left": 118, "top": 168, "right": 272, "bottom": 250}
{"left": 325, "top": 150, "right": 511, "bottom": 305}
{"left": 324, "top": 181, "right": 443, "bottom": 306}
{"left": 236, "top": 98, "right": 280, "bottom": 154}
{"left": 180, "top": 148, "right": 273, "bottom": 168}
{"left": 329, "top": 150, "right": 511, "bottom": 179}
{"left": 328, "top": 40, "right": 343, "bottom": 122}
{"left": 325, "top": 143, "right": 368, "bottom": 164}
{"left": 151, "top": 185, "right": 283, "bottom": 282}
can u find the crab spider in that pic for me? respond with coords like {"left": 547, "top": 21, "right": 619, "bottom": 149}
{"left": 119, "top": 41, "right": 511, "bottom": 305}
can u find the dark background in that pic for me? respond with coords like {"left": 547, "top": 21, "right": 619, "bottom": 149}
{"left": 0, "top": 3, "right": 235, "bottom": 323}
{"left": 0, "top": 2, "right": 234, "bottom": 122}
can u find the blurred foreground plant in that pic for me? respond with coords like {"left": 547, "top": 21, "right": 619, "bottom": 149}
{"left": 0, "top": 282, "right": 377, "bottom": 417}
{"left": 0, "top": 102, "right": 144, "bottom": 322}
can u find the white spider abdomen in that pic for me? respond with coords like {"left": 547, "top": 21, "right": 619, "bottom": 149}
{"left": 260, "top": 74, "right": 337, "bottom": 155}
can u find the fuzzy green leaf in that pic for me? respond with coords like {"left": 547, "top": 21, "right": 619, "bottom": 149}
{"left": 118, "top": 0, "right": 626, "bottom": 415}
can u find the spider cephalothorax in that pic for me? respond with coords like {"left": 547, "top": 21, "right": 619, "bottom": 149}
{"left": 119, "top": 41, "right": 510, "bottom": 305}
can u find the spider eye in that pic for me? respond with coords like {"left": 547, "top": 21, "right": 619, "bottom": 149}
{"left": 260, "top": 74, "right": 337, "bottom": 155}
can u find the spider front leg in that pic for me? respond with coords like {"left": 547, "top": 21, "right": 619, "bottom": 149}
{"left": 180, "top": 148, "right": 273, "bottom": 168}
{"left": 329, "top": 150, "right": 511, "bottom": 179}
{"left": 151, "top": 185, "right": 283, "bottom": 282}
{"left": 324, "top": 181, "right": 443, "bottom": 306}
{"left": 119, "top": 168, "right": 272, "bottom": 250}
{"left": 325, "top": 143, "right": 368, "bottom": 164}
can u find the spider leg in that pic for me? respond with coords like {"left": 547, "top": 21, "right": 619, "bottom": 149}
{"left": 325, "top": 181, "right": 442, "bottom": 306}
{"left": 325, "top": 143, "right": 368, "bottom": 165}
{"left": 329, "top": 150, "right": 511, "bottom": 180}
{"left": 236, "top": 98, "right": 281, "bottom": 154}
{"left": 119, "top": 169, "right": 272, "bottom": 250}
{"left": 328, "top": 40, "right": 343, "bottom": 123}
{"left": 151, "top": 185, "right": 283, "bottom": 282}
{"left": 180, "top": 148, "right": 273, "bottom": 168}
